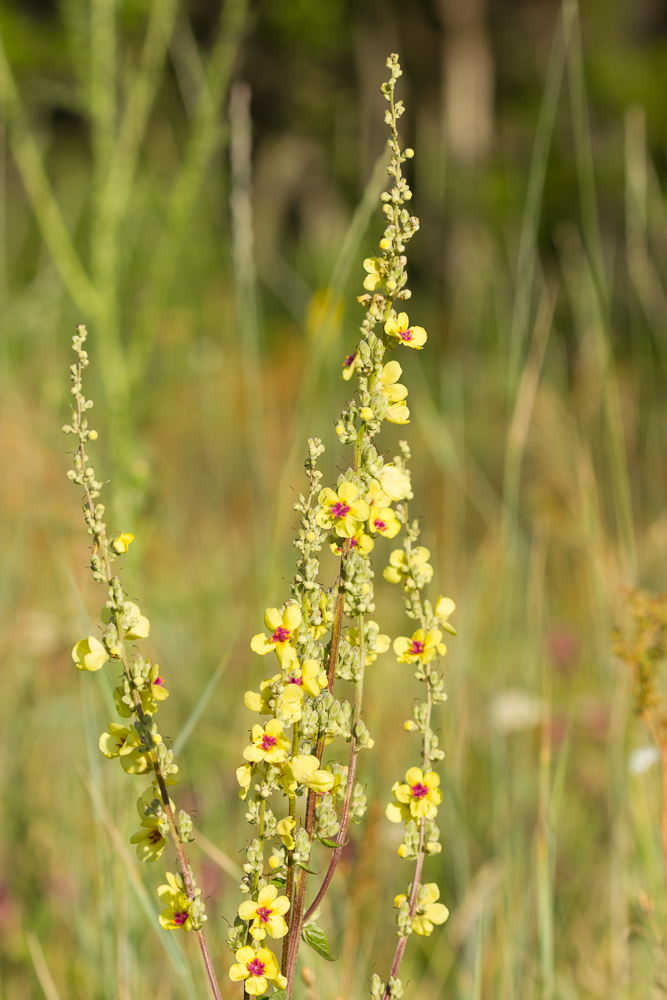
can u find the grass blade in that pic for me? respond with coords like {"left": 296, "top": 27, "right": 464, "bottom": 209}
{"left": 173, "top": 634, "right": 237, "bottom": 757}
{"left": 26, "top": 932, "right": 63, "bottom": 1000}
{"left": 77, "top": 765, "right": 198, "bottom": 997}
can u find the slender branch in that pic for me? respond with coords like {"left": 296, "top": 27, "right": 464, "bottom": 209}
{"left": 304, "top": 613, "right": 367, "bottom": 923}
{"left": 382, "top": 820, "right": 426, "bottom": 1000}
{"left": 72, "top": 351, "right": 223, "bottom": 1000}
{"left": 382, "top": 515, "right": 433, "bottom": 1000}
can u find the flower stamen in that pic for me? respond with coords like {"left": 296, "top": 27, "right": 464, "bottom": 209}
{"left": 246, "top": 958, "right": 266, "bottom": 976}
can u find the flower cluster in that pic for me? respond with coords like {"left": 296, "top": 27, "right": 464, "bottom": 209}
{"left": 227, "top": 54, "right": 456, "bottom": 1000}
{"left": 63, "top": 329, "right": 211, "bottom": 973}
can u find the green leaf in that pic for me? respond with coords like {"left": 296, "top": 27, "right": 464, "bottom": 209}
{"left": 318, "top": 837, "right": 346, "bottom": 849}
{"left": 295, "top": 863, "right": 320, "bottom": 874}
{"left": 302, "top": 923, "right": 336, "bottom": 962}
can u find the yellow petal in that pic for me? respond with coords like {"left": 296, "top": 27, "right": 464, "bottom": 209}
{"left": 244, "top": 691, "right": 264, "bottom": 712}
{"left": 386, "top": 802, "right": 405, "bottom": 823}
{"left": 283, "top": 603, "right": 302, "bottom": 631}
{"left": 251, "top": 633, "right": 274, "bottom": 656}
{"left": 264, "top": 607, "right": 283, "bottom": 631}
{"left": 238, "top": 900, "right": 259, "bottom": 920}
{"left": 257, "top": 885, "right": 278, "bottom": 906}
{"left": 338, "top": 481, "right": 359, "bottom": 503}
{"left": 405, "top": 766, "right": 424, "bottom": 786}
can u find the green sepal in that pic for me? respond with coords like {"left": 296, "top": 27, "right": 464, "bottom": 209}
{"left": 295, "top": 863, "right": 319, "bottom": 875}
{"left": 302, "top": 923, "right": 336, "bottom": 961}
{"left": 271, "top": 992, "right": 288, "bottom": 999}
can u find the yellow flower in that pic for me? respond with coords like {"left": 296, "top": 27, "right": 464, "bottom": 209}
{"left": 362, "top": 257, "right": 384, "bottom": 292}
{"left": 238, "top": 885, "right": 290, "bottom": 940}
{"left": 244, "top": 674, "right": 280, "bottom": 714}
{"left": 377, "top": 360, "right": 410, "bottom": 424}
{"left": 277, "top": 683, "right": 304, "bottom": 723}
{"left": 387, "top": 766, "right": 442, "bottom": 822}
{"left": 347, "top": 626, "right": 391, "bottom": 665}
{"left": 236, "top": 763, "right": 253, "bottom": 800}
{"left": 374, "top": 465, "right": 411, "bottom": 501}
{"left": 393, "top": 628, "right": 446, "bottom": 665}
{"left": 316, "top": 482, "right": 370, "bottom": 539}
{"left": 413, "top": 885, "right": 449, "bottom": 935}
{"left": 281, "top": 755, "right": 335, "bottom": 796}
{"left": 102, "top": 601, "right": 150, "bottom": 640}
{"left": 385, "top": 401, "right": 410, "bottom": 424}
{"left": 250, "top": 603, "right": 302, "bottom": 668}
{"left": 365, "top": 480, "right": 391, "bottom": 511}
{"left": 229, "top": 946, "right": 287, "bottom": 995}
{"left": 115, "top": 663, "right": 169, "bottom": 716}
{"left": 341, "top": 351, "right": 362, "bottom": 381}
{"left": 383, "top": 547, "right": 432, "bottom": 585}
{"left": 369, "top": 505, "right": 401, "bottom": 539}
{"left": 99, "top": 723, "right": 154, "bottom": 775}
{"left": 130, "top": 816, "right": 166, "bottom": 862}
{"left": 384, "top": 311, "right": 427, "bottom": 349}
{"left": 394, "top": 884, "right": 448, "bottom": 936}
{"left": 276, "top": 816, "right": 296, "bottom": 849}
{"left": 140, "top": 663, "right": 169, "bottom": 713}
{"left": 299, "top": 659, "right": 328, "bottom": 697}
{"left": 243, "top": 720, "right": 290, "bottom": 764}
{"left": 158, "top": 872, "right": 192, "bottom": 931}
{"left": 112, "top": 532, "right": 135, "bottom": 554}
{"left": 130, "top": 790, "right": 168, "bottom": 862}
{"left": 330, "top": 524, "right": 374, "bottom": 556}
{"left": 435, "top": 595, "right": 457, "bottom": 634}
{"left": 99, "top": 722, "right": 141, "bottom": 758}
{"left": 72, "top": 635, "right": 109, "bottom": 672}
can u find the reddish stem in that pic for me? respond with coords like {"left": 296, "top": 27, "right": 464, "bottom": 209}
{"left": 283, "top": 546, "right": 349, "bottom": 995}
{"left": 382, "top": 819, "right": 426, "bottom": 1000}
{"left": 303, "top": 742, "right": 359, "bottom": 924}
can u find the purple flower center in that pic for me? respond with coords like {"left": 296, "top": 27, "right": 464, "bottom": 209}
{"left": 272, "top": 626, "right": 291, "bottom": 643}
{"left": 343, "top": 352, "right": 356, "bottom": 367}
{"left": 409, "top": 640, "right": 425, "bottom": 656}
{"left": 411, "top": 782, "right": 429, "bottom": 800}
{"left": 399, "top": 328, "right": 414, "bottom": 342}
{"left": 149, "top": 828, "right": 162, "bottom": 844}
{"left": 330, "top": 501, "right": 351, "bottom": 519}
{"left": 173, "top": 911, "right": 189, "bottom": 926}
{"left": 260, "top": 734, "right": 277, "bottom": 750}
{"left": 288, "top": 677, "right": 302, "bottom": 686}
{"left": 154, "top": 676, "right": 165, "bottom": 687}
{"left": 247, "top": 959, "right": 266, "bottom": 977}
{"left": 374, "top": 518, "right": 387, "bottom": 531}
{"left": 257, "top": 906, "right": 273, "bottom": 923}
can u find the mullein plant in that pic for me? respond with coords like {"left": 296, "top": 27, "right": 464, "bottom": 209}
{"left": 64, "top": 55, "right": 455, "bottom": 1000}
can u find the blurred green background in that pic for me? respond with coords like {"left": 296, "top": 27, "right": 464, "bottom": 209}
{"left": 4, "top": 0, "right": 667, "bottom": 997}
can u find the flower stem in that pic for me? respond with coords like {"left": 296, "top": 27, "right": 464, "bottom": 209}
{"left": 303, "top": 614, "right": 366, "bottom": 923}
{"left": 382, "top": 527, "right": 432, "bottom": 1000}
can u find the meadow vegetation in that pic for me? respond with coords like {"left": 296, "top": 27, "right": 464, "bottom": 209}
{"left": 3, "top": 1, "right": 667, "bottom": 998}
